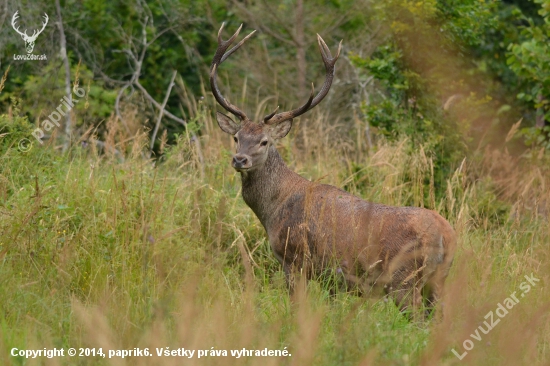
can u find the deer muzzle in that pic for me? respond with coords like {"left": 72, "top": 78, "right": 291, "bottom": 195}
{"left": 232, "top": 154, "right": 252, "bottom": 171}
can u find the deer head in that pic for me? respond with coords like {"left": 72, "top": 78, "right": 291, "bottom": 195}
{"left": 211, "top": 23, "right": 341, "bottom": 172}
{"left": 11, "top": 11, "right": 49, "bottom": 54}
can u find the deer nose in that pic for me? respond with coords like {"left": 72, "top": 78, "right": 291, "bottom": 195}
{"left": 232, "top": 154, "right": 250, "bottom": 169}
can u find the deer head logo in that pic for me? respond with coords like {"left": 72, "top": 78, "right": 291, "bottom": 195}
{"left": 11, "top": 11, "right": 49, "bottom": 54}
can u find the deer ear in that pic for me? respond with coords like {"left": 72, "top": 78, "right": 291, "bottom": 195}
{"left": 216, "top": 112, "right": 241, "bottom": 135}
{"left": 269, "top": 119, "right": 292, "bottom": 140}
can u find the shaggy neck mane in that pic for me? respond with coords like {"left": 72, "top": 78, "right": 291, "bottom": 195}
{"left": 240, "top": 146, "right": 308, "bottom": 228}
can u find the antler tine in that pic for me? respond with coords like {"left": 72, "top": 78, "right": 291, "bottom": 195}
{"left": 211, "top": 23, "right": 239, "bottom": 71}
{"left": 210, "top": 23, "right": 256, "bottom": 121}
{"left": 336, "top": 40, "right": 343, "bottom": 59}
{"left": 211, "top": 23, "right": 254, "bottom": 68}
{"left": 310, "top": 35, "right": 342, "bottom": 107}
{"left": 263, "top": 106, "right": 279, "bottom": 123}
{"left": 265, "top": 35, "right": 342, "bottom": 125}
{"left": 221, "top": 29, "right": 257, "bottom": 64}
{"left": 219, "top": 23, "right": 242, "bottom": 46}
{"left": 318, "top": 36, "right": 330, "bottom": 60}
{"left": 317, "top": 35, "right": 341, "bottom": 61}
{"left": 264, "top": 83, "right": 315, "bottom": 125}
{"left": 217, "top": 22, "right": 226, "bottom": 39}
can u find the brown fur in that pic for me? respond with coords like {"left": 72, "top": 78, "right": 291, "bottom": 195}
{"left": 220, "top": 119, "right": 457, "bottom": 319}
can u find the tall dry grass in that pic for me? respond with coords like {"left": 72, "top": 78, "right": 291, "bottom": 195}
{"left": 0, "top": 78, "right": 549, "bottom": 366}
{"left": 1, "top": 0, "right": 548, "bottom": 363}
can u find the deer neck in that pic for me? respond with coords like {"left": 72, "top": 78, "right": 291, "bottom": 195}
{"left": 240, "top": 146, "right": 307, "bottom": 227}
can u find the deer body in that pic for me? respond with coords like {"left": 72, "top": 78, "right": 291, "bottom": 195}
{"left": 240, "top": 138, "right": 455, "bottom": 310}
{"left": 211, "top": 24, "right": 456, "bottom": 317}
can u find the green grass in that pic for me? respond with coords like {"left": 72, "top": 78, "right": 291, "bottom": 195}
{"left": 0, "top": 113, "right": 549, "bottom": 365}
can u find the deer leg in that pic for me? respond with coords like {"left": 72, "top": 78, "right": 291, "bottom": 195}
{"left": 387, "top": 282, "right": 422, "bottom": 319}
{"left": 386, "top": 265, "right": 425, "bottom": 321}
{"left": 340, "top": 272, "right": 364, "bottom": 295}
{"left": 283, "top": 262, "right": 296, "bottom": 294}
{"left": 425, "top": 276, "right": 441, "bottom": 307}
{"left": 423, "top": 265, "right": 449, "bottom": 320}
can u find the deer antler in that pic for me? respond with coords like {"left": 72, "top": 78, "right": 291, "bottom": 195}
{"left": 264, "top": 35, "right": 342, "bottom": 125}
{"left": 210, "top": 23, "right": 256, "bottom": 121}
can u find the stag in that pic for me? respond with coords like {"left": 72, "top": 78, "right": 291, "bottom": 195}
{"left": 11, "top": 11, "right": 49, "bottom": 54}
{"left": 210, "top": 24, "right": 457, "bottom": 319}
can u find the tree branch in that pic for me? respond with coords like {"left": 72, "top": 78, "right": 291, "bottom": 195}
{"left": 230, "top": 0, "right": 296, "bottom": 46}
{"left": 260, "top": 0, "right": 300, "bottom": 44}
{"left": 112, "top": 14, "right": 186, "bottom": 130}
{"left": 115, "top": 83, "right": 133, "bottom": 134}
{"left": 134, "top": 80, "right": 185, "bottom": 125}
{"left": 0, "top": 0, "right": 9, "bottom": 32}
{"left": 55, "top": 0, "right": 73, "bottom": 153}
{"left": 150, "top": 70, "right": 177, "bottom": 158}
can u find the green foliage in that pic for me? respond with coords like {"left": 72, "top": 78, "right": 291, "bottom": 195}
{"left": 349, "top": 37, "right": 465, "bottom": 196}
{"left": 437, "top": 0, "right": 499, "bottom": 49}
{"left": 11, "top": 62, "right": 116, "bottom": 129}
{"left": 0, "top": 102, "right": 35, "bottom": 155}
{"left": 433, "top": 0, "right": 550, "bottom": 148}
{"left": 349, "top": 44, "right": 409, "bottom": 139}
{"left": 1, "top": 123, "right": 547, "bottom": 365}
{"left": 2, "top": 0, "right": 235, "bottom": 144}
{"left": 506, "top": 0, "right": 550, "bottom": 146}
{"left": 2, "top": 0, "right": 549, "bottom": 152}
{"left": 521, "top": 125, "right": 550, "bottom": 149}
{"left": 506, "top": 0, "right": 550, "bottom": 95}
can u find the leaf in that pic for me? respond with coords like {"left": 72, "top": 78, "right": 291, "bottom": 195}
{"left": 497, "top": 105, "right": 511, "bottom": 115}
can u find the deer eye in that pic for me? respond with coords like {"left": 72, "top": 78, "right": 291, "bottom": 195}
{"left": 260, "top": 140, "right": 268, "bottom": 146}
{"left": 233, "top": 136, "right": 238, "bottom": 143}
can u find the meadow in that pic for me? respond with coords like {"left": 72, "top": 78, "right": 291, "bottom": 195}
{"left": 0, "top": 90, "right": 549, "bottom": 365}
{"left": 2, "top": 1, "right": 550, "bottom": 364}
